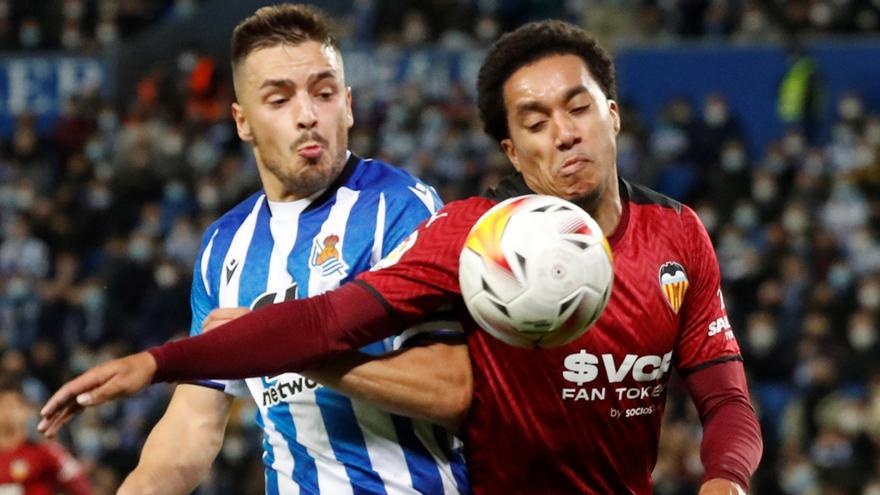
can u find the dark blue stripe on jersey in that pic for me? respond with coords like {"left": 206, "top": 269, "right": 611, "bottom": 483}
{"left": 341, "top": 191, "right": 378, "bottom": 282}
{"left": 433, "top": 425, "right": 470, "bottom": 495}
{"left": 186, "top": 379, "right": 225, "bottom": 391}
{"left": 257, "top": 412, "right": 281, "bottom": 495}
{"left": 239, "top": 201, "right": 273, "bottom": 307}
{"left": 268, "top": 401, "right": 320, "bottom": 493}
{"left": 315, "top": 389, "right": 388, "bottom": 495}
{"left": 391, "top": 415, "right": 445, "bottom": 495}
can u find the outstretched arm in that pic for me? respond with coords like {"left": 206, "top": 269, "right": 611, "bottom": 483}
{"left": 685, "top": 360, "right": 763, "bottom": 494}
{"left": 203, "top": 307, "right": 472, "bottom": 431}
{"left": 40, "top": 282, "right": 408, "bottom": 434}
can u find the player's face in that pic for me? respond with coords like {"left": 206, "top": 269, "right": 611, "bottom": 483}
{"left": 232, "top": 41, "right": 353, "bottom": 201}
{"left": 500, "top": 54, "right": 620, "bottom": 208}
{"left": 0, "top": 391, "right": 30, "bottom": 434}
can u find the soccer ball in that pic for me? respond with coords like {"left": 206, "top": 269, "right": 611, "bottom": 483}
{"left": 458, "top": 195, "right": 613, "bottom": 348}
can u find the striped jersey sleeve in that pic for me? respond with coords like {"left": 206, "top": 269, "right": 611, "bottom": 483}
{"left": 187, "top": 201, "right": 257, "bottom": 397}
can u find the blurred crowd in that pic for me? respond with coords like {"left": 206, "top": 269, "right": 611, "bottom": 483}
{"left": 0, "top": 0, "right": 205, "bottom": 52}
{"left": 2, "top": 0, "right": 879, "bottom": 54}
{"left": 336, "top": 0, "right": 880, "bottom": 50}
{"left": 1, "top": 1, "right": 880, "bottom": 494}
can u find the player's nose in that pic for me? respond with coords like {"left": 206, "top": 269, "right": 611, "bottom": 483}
{"left": 553, "top": 117, "right": 581, "bottom": 150}
{"left": 295, "top": 93, "right": 318, "bottom": 130}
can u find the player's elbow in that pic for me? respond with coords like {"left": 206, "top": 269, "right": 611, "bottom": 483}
{"left": 428, "top": 346, "right": 473, "bottom": 431}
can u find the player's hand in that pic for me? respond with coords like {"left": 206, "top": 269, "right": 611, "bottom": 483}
{"left": 38, "top": 351, "right": 157, "bottom": 437}
{"left": 699, "top": 479, "right": 747, "bottom": 495}
{"left": 203, "top": 307, "right": 252, "bottom": 332}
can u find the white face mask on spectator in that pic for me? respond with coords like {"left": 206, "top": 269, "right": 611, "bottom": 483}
{"left": 865, "top": 120, "right": 880, "bottom": 146}
{"left": 782, "top": 133, "right": 806, "bottom": 157}
{"left": 752, "top": 177, "right": 777, "bottom": 203}
{"left": 848, "top": 324, "right": 877, "bottom": 351}
{"left": 154, "top": 264, "right": 179, "bottom": 289}
{"left": 732, "top": 204, "right": 758, "bottom": 230}
{"left": 81, "top": 286, "right": 104, "bottom": 312}
{"left": 703, "top": 103, "right": 728, "bottom": 126}
{"left": 197, "top": 184, "right": 220, "bottom": 212}
{"left": 838, "top": 96, "right": 864, "bottom": 121}
{"left": 747, "top": 323, "right": 776, "bottom": 354}
{"left": 782, "top": 207, "right": 809, "bottom": 235}
{"left": 780, "top": 461, "right": 817, "bottom": 494}
{"left": 721, "top": 148, "right": 746, "bottom": 172}
{"left": 696, "top": 205, "right": 718, "bottom": 233}
{"left": 858, "top": 282, "right": 880, "bottom": 310}
{"left": 827, "top": 262, "right": 852, "bottom": 290}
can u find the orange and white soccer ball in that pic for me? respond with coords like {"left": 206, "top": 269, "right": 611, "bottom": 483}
{"left": 459, "top": 195, "right": 613, "bottom": 348}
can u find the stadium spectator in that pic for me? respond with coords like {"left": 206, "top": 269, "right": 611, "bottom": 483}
{"left": 0, "top": 376, "right": 93, "bottom": 494}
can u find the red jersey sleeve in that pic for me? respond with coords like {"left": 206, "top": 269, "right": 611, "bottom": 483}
{"left": 356, "top": 197, "right": 494, "bottom": 319}
{"left": 675, "top": 206, "right": 741, "bottom": 373}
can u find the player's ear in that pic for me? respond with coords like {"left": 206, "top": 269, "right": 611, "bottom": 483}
{"left": 232, "top": 102, "right": 253, "bottom": 142}
{"left": 500, "top": 138, "right": 521, "bottom": 172}
{"left": 609, "top": 99, "right": 621, "bottom": 135}
{"left": 345, "top": 86, "right": 354, "bottom": 129}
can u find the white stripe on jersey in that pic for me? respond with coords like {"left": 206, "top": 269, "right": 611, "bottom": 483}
{"left": 348, "top": 400, "right": 416, "bottom": 495}
{"left": 201, "top": 229, "right": 219, "bottom": 298}
{"left": 370, "top": 193, "right": 387, "bottom": 267}
{"left": 267, "top": 203, "right": 305, "bottom": 290}
{"left": 290, "top": 394, "right": 356, "bottom": 495}
{"left": 308, "top": 187, "right": 360, "bottom": 296}
{"left": 260, "top": 407, "right": 301, "bottom": 495}
{"left": 219, "top": 196, "right": 265, "bottom": 308}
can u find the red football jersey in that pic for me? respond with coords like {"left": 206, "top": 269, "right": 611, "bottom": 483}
{"left": 358, "top": 177, "right": 740, "bottom": 494}
{"left": 0, "top": 441, "right": 91, "bottom": 495}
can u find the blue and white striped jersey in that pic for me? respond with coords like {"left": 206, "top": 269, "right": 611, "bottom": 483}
{"left": 189, "top": 154, "right": 469, "bottom": 495}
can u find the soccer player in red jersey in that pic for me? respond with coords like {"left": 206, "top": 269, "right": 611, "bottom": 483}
{"left": 40, "top": 20, "right": 762, "bottom": 494}
{"left": 0, "top": 379, "right": 92, "bottom": 495}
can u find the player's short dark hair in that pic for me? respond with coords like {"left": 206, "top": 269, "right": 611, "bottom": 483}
{"left": 0, "top": 375, "right": 24, "bottom": 397}
{"left": 231, "top": 4, "right": 339, "bottom": 72}
{"left": 477, "top": 20, "right": 617, "bottom": 143}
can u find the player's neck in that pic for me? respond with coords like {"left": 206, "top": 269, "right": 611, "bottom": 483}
{"left": 0, "top": 430, "right": 26, "bottom": 452}
{"left": 576, "top": 176, "right": 622, "bottom": 238}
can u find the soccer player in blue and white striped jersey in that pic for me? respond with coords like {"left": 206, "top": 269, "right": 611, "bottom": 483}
{"left": 117, "top": 5, "right": 469, "bottom": 495}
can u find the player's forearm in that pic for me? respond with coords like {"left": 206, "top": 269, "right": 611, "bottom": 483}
{"left": 303, "top": 343, "right": 472, "bottom": 431}
{"left": 119, "top": 387, "right": 230, "bottom": 495}
{"left": 121, "top": 434, "right": 217, "bottom": 495}
{"left": 149, "top": 282, "right": 400, "bottom": 383}
{"left": 685, "top": 360, "right": 763, "bottom": 490}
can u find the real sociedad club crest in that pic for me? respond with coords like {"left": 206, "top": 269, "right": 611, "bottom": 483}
{"left": 659, "top": 261, "right": 689, "bottom": 314}
{"left": 310, "top": 234, "right": 349, "bottom": 277}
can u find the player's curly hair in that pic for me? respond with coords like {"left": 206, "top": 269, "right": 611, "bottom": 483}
{"left": 477, "top": 20, "right": 617, "bottom": 143}
{"left": 231, "top": 4, "right": 339, "bottom": 72}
